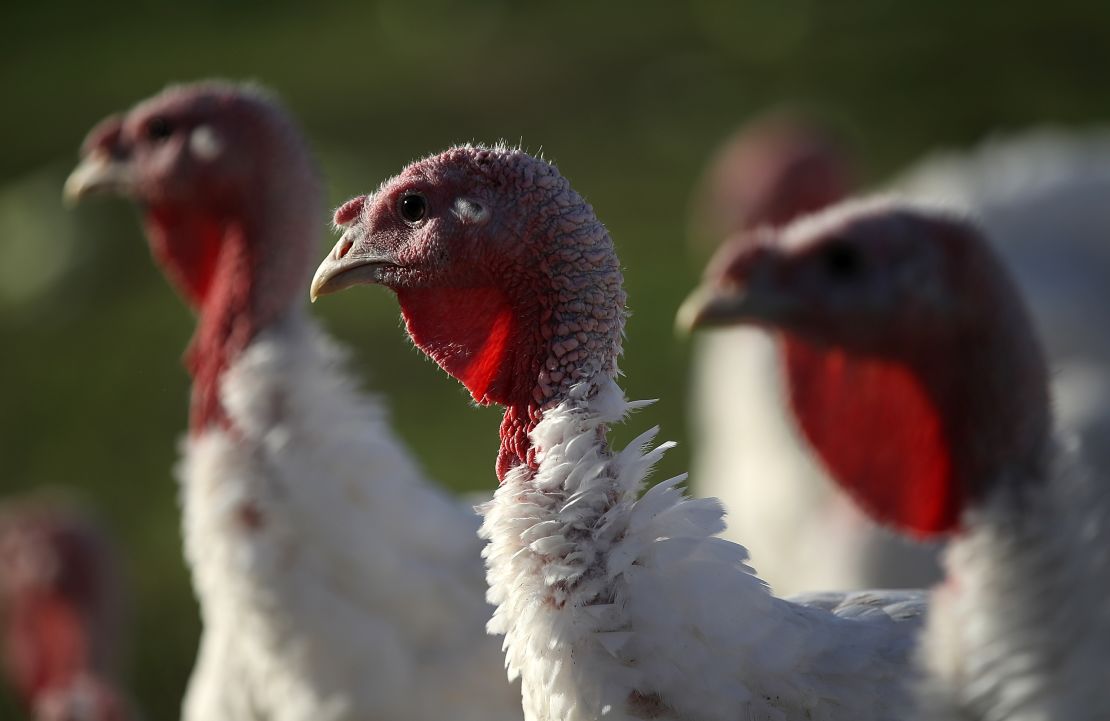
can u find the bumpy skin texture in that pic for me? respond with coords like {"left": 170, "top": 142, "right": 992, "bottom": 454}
{"left": 322, "top": 146, "right": 928, "bottom": 721}
{"left": 70, "top": 86, "right": 523, "bottom": 721}
{"left": 700, "top": 198, "right": 1109, "bottom": 720}
{"left": 0, "top": 499, "right": 132, "bottom": 721}
{"left": 329, "top": 145, "right": 625, "bottom": 479}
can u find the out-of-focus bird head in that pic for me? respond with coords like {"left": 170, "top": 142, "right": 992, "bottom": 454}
{"left": 689, "top": 112, "right": 855, "bottom": 250}
{"left": 679, "top": 199, "right": 1051, "bottom": 536}
{"left": 681, "top": 200, "right": 989, "bottom": 351}
{"left": 0, "top": 503, "right": 131, "bottom": 721}
{"left": 65, "top": 81, "right": 319, "bottom": 309}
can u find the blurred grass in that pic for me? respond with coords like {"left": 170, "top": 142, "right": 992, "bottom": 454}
{"left": 1, "top": 1, "right": 1109, "bottom": 718}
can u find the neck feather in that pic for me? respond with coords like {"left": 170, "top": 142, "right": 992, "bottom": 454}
{"left": 923, "top": 447, "right": 1110, "bottom": 719}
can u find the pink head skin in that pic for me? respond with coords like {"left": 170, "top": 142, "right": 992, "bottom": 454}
{"left": 678, "top": 201, "right": 1052, "bottom": 536}
{"left": 0, "top": 504, "right": 131, "bottom": 721}
{"left": 312, "top": 145, "right": 626, "bottom": 481}
{"left": 65, "top": 82, "right": 321, "bottom": 432}
{"left": 690, "top": 112, "right": 855, "bottom": 249}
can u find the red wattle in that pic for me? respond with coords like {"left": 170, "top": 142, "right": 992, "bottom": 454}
{"left": 397, "top": 286, "right": 518, "bottom": 405}
{"left": 145, "top": 208, "right": 227, "bottom": 308}
{"left": 783, "top": 337, "right": 961, "bottom": 536}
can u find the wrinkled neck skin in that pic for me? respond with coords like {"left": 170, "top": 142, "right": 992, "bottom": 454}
{"left": 145, "top": 183, "right": 317, "bottom": 434}
{"left": 410, "top": 183, "right": 625, "bottom": 482}
{"left": 493, "top": 263, "right": 625, "bottom": 480}
{"left": 920, "top": 443, "right": 1110, "bottom": 721}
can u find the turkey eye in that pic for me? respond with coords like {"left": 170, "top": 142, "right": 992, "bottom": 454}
{"left": 398, "top": 193, "right": 427, "bottom": 224}
{"left": 821, "top": 239, "right": 863, "bottom": 280}
{"left": 145, "top": 117, "right": 173, "bottom": 142}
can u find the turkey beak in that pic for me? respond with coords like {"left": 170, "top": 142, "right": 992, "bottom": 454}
{"left": 63, "top": 151, "right": 135, "bottom": 207}
{"left": 310, "top": 230, "right": 397, "bottom": 302}
{"left": 676, "top": 248, "right": 796, "bottom": 334}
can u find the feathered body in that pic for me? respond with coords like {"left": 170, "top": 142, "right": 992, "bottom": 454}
{"left": 67, "top": 84, "right": 521, "bottom": 721}
{"left": 313, "top": 144, "right": 927, "bottom": 721}
{"left": 919, "top": 449, "right": 1110, "bottom": 721}
{"left": 179, "top": 313, "right": 515, "bottom": 721}
{"left": 483, "top": 379, "right": 924, "bottom": 721}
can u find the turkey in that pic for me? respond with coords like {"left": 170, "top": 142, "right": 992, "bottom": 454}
{"left": 688, "top": 113, "right": 942, "bottom": 595}
{"left": 311, "top": 144, "right": 927, "bottom": 721}
{"left": 690, "top": 120, "right": 1110, "bottom": 595}
{"left": 680, "top": 198, "right": 1110, "bottom": 720}
{"left": 64, "top": 83, "right": 521, "bottom": 721}
{"left": 0, "top": 496, "right": 133, "bottom": 721}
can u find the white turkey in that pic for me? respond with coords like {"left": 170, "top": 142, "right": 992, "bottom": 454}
{"left": 64, "top": 82, "right": 522, "bottom": 721}
{"left": 690, "top": 119, "right": 1110, "bottom": 595}
{"left": 681, "top": 197, "right": 1110, "bottom": 720}
{"left": 311, "top": 144, "right": 927, "bottom": 721}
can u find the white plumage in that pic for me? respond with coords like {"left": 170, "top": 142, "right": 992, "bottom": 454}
{"left": 66, "top": 84, "right": 523, "bottom": 721}
{"left": 179, "top": 310, "right": 520, "bottom": 721}
{"left": 692, "top": 127, "right": 1110, "bottom": 596}
{"left": 919, "top": 445, "right": 1110, "bottom": 721}
{"left": 481, "top": 372, "right": 925, "bottom": 721}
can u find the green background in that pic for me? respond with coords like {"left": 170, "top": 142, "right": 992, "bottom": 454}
{"left": 2, "top": 1, "right": 1107, "bottom": 717}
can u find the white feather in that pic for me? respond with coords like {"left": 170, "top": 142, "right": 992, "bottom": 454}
{"left": 179, "top": 309, "right": 522, "bottom": 721}
{"left": 481, "top": 378, "right": 926, "bottom": 721}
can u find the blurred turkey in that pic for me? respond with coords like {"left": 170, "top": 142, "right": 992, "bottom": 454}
{"left": 682, "top": 199, "right": 1110, "bottom": 720}
{"left": 0, "top": 496, "right": 133, "bottom": 721}
{"left": 689, "top": 115, "right": 1110, "bottom": 595}
{"left": 65, "top": 82, "right": 521, "bottom": 721}
{"left": 312, "top": 144, "right": 927, "bottom": 721}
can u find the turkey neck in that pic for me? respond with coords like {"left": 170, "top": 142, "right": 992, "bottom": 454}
{"left": 152, "top": 179, "right": 319, "bottom": 434}
{"left": 493, "top": 206, "right": 626, "bottom": 483}
{"left": 923, "top": 446, "right": 1110, "bottom": 720}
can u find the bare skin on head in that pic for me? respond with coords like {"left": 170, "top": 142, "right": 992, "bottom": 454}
{"left": 313, "top": 145, "right": 626, "bottom": 480}
{"left": 689, "top": 112, "right": 854, "bottom": 251}
{"left": 679, "top": 200, "right": 1052, "bottom": 534}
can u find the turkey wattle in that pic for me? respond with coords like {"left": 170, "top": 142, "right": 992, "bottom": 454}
{"left": 312, "top": 144, "right": 927, "bottom": 721}
{"left": 681, "top": 198, "right": 1110, "bottom": 720}
{"left": 687, "top": 114, "right": 942, "bottom": 595}
{"left": 65, "top": 83, "right": 521, "bottom": 721}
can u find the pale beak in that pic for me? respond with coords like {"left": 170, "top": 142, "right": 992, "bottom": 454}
{"left": 675, "top": 279, "right": 798, "bottom": 334}
{"left": 63, "top": 153, "right": 135, "bottom": 207}
{"left": 310, "top": 232, "right": 396, "bottom": 302}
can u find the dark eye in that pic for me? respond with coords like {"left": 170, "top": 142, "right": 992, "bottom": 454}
{"left": 398, "top": 193, "right": 427, "bottom": 224}
{"left": 145, "top": 117, "right": 173, "bottom": 142}
{"left": 820, "top": 239, "right": 863, "bottom": 280}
